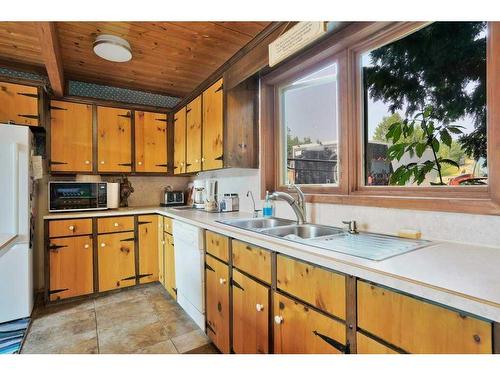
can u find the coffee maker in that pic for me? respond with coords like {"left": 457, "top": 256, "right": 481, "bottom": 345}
{"left": 205, "top": 179, "right": 218, "bottom": 212}
{"left": 193, "top": 179, "right": 206, "bottom": 209}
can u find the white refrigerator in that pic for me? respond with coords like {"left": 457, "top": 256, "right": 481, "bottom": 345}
{"left": 0, "top": 124, "right": 34, "bottom": 323}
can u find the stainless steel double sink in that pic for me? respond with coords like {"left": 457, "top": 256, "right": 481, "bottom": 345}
{"left": 217, "top": 217, "right": 431, "bottom": 261}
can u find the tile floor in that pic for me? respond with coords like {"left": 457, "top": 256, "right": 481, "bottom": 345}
{"left": 21, "top": 283, "right": 219, "bottom": 354}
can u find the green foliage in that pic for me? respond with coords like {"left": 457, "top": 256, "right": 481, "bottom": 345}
{"left": 385, "top": 106, "right": 464, "bottom": 186}
{"left": 364, "top": 22, "right": 487, "bottom": 163}
{"left": 286, "top": 127, "right": 312, "bottom": 156}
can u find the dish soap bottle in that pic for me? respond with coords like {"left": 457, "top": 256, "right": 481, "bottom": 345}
{"left": 263, "top": 191, "right": 274, "bottom": 217}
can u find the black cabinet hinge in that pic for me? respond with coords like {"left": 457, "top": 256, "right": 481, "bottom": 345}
{"left": 155, "top": 118, "right": 168, "bottom": 122}
{"left": 313, "top": 330, "right": 350, "bottom": 354}
{"left": 120, "top": 237, "right": 135, "bottom": 242}
{"left": 48, "top": 288, "right": 69, "bottom": 295}
{"left": 215, "top": 84, "right": 223, "bottom": 93}
{"left": 231, "top": 279, "right": 244, "bottom": 291}
{"left": 18, "top": 114, "right": 39, "bottom": 120}
{"left": 206, "top": 324, "right": 216, "bottom": 334}
{"left": 155, "top": 164, "right": 168, "bottom": 167}
{"left": 205, "top": 263, "right": 215, "bottom": 272}
{"left": 215, "top": 154, "right": 224, "bottom": 161}
{"left": 17, "top": 92, "right": 38, "bottom": 98}
{"left": 50, "top": 105, "right": 67, "bottom": 111}
{"left": 137, "top": 221, "right": 152, "bottom": 225}
{"left": 137, "top": 273, "right": 153, "bottom": 279}
{"left": 49, "top": 160, "right": 68, "bottom": 165}
{"left": 118, "top": 163, "right": 132, "bottom": 167}
{"left": 121, "top": 275, "right": 137, "bottom": 281}
{"left": 49, "top": 244, "right": 68, "bottom": 251}
{"left": 118, "top": 112, "right": 132, "bottom": 118}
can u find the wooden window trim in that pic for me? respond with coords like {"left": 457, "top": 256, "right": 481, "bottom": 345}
{"left": 261, "top": 22, "right": 500, "bottom": 215}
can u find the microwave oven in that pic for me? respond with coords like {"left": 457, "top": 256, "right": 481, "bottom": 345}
{"left": 49, "top": 182, "right": 117, "bottom": 212}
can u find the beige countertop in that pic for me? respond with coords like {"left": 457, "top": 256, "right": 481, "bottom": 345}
{"left": 0, "top": 233, "right": 17, "bottom": 251}
{"left": 44, "top": 206, "right": 500, "bottom": 322}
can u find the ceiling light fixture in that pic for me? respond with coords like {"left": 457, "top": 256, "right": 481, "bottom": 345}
{"left": 93, "top": 34, "right": 132, "bottom": 62}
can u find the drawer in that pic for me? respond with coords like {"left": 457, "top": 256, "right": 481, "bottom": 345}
{"left": 205, "top": 231, "right": 229, "bottom": 262}
{"left": 232, "top": 240, "right": 271, "bottom": 284}
{"left": 97, "top": 216, "right": 134, "bottom": 233}
{"left": 49, "top": 218, "right": 93, "bottom": 238}
{"left": 273, "top": 292, "right": 347, "bottom": 354}
{"left": 163, "top": 216, "right": 173, "bottom": 234}
{"left": 357, "top": 281, "right": 492, "bottom": 354}
{"left": 276, "top": 255, "right": 346, "bottom": 319}
{"left": 356, "top": 332, "right": 398, "bottom": 354}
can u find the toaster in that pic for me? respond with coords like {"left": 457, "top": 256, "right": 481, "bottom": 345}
{"left": 160, "top": 189, "right": 185, "bottom": 207}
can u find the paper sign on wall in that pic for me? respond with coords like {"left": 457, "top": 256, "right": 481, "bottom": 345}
{"left": 269, "top": 22, "right": 327, "bottom": 67}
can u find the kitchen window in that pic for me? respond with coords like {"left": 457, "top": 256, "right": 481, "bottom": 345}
{"left": 261, "top": 22, "right": 500, "bottom": 215}
{"left": 279, "top": 62, "right": 340, "bottom": 186}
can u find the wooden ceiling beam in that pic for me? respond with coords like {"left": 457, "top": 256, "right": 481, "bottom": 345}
{"left": 37, "top": 22, "right": 65, "bottom": 97}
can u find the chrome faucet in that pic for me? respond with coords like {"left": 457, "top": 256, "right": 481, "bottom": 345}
{"left": 268, "top": 184, "right": 307, "bottom": 224}
{"left": 246, "top": 190, "right": 260, "bottom": 217}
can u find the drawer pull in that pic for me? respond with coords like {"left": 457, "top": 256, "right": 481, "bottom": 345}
{"left": 84, "top": 160, "right": 90, "bottom": 165}
{"left": 84, "top": 244, "right": 90, "bottom": 249}
{"left": 312, "top": 330, "right": 349, "bottom": 354}
{"left": 100, "top": 161, "right": 105, "bottom": 164}
{"left": 274, "top": 315, "right": 284, "bottom": 325}
{"left": 256, "top": 304, "right": 264, "bottom": 312}
{"left": 138, "top": 161, "right": 143, "bottom": 166}
{"left": 101, "top": 243, "right": 106, "bottom": 247}
{"left": 219, "top": 278, "right": 227, "bottom": 285}
{"left": 68, "top": 225, "right": 75, "bottom": 231}
{"left": 114, "top": 222, "right": 119, "bottom": 227}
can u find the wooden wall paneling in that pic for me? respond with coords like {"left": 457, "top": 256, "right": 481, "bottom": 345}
{"left": 185, "top": 96, "right": 202, "bottom": 173}
{"left": 173, "top": 107, "right": 186, "bottom": 174}
{"left": 49, "top": 100, "right": 93, "bottom": 172}
{"left": 202, "top": 78, "right": 224, "bottom": 170}
{"left": 134, "top": 111, "right": 168, "bottom": 173}
{"left": 96, "top": 106, "right": 132, "bottom": 173}
{"left": 224, "top": 76, "right": 259, "bottom": 168}
{"left": 37, "top": 22, "right": 65, "bottom": 97}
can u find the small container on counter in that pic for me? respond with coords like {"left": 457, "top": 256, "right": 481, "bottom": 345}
{"left": 221, "top": 193, "right": 239, "bottom": 212}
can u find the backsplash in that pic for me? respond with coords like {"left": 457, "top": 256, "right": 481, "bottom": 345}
{"left": 124, "top": 176, "right": 190, "bottom": 206}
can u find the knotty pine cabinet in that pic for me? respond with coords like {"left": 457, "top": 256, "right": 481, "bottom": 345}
{"left": 137, "top": 215, "right": 159, "bottom": 284}
{"left": 205, "top": 254, "right": 230, "bottom": 354}
{"left": 202, "top": 78, "right": 224, "bottom": 171}
{"left": 186, "top": 96, "right": 202, "bottom": 173}
{"left": 173, "top": 106, "right": 186, "bottom": 174}
{"left": 160, "top": 216, "right": 176, "bottom": 299}
{"left": 134, "top": 111, "right": 168, "bottom": 173}
{"left": 50, "top": 100, "right": 93, "bottom": 172}
{"left": 48, "top": 235, "right": 94, "bottom": 301}
{"left": 97, "top": 106, "right": 133, "bottom": 173}
{"left": 0, "top": 81, "right": 39, "bottom": 126}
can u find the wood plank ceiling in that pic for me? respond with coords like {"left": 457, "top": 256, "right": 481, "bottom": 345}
{"left": 0, "top": 21, "right": 271, "bottom": 98}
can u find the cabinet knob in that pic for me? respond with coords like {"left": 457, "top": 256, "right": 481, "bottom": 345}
{"left": 195, "top": 159, "right": 199, "bottom": 163}
{"left": 274, "top": 315, "right": 284, "bottom": 324}
{"left": 85, "top": 160, "right": 90, "bottom": 165}
{"left": 114, "top": 222, "right": 119, "bottom": 227}
{"left": 219, "top": 278, "right": 227, "bottom": 285}
{"left": 256, "top": 303, "right": 264, "bottom": 312}
{"left": 138, "top": 161, "right": 143, "bottom": 165}
{"left": 68, "top": 225, "right": 75, "bottom": 231}
{"left": 84, "top": 244, "right": 90, "bottom": 249}
{"left": 201, "top": 157, "right": 205, "bottom": 162}
{"left": 100, "top": 161, "right": 105, "bottom": 164}
{"left": 162, "top": 240, "right": 165, "bottom": 245}
{"left": 101, "top": 243, "right": 106, "bottom": 247}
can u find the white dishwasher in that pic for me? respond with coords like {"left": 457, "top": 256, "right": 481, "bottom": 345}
{"left": 172, "top": 221, "right": 205, "bottom": 330}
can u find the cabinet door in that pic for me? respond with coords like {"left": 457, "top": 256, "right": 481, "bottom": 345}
{"left": 205, "top": 254, "right": 230, "bottom": 353}
{"left": 202, "top": 78, "right": 224, "bottom": 170}
{"left": 164, "top": 233, "right": 177, "bottom": 300}
{"left": 134, "top": 111, "right": 168, "bottom": 173}
{"left": 97, "top": 106, "right": 132, "bottom": 172}
{"left": 49, "top": 236, "right": 94, "bottom": 301}
{"left": 356, "top": 332, "right": 398, "bottom": 354}
{"left": 357, "top": 281, "right": 493, "bottom": 354}
{"left": 50, "top": 100, "right": 93, "bottom": 172}
{"left": 98, "top": 232, "right": 136, "bottom": 292}
{"left": 138, "top": 215, "right": 159, "bottom": 284}
{"left": 232, "top": 270, "right": 269, "bottom": 354}
{"left": 0, "top": 82, "right": 39, "bottom": 126}
{"left": 273, "top": 292, "right": 348, "bottom": 354}
{"left": 158, "top": 223, "right": 165, "bottom": 287}
{"left": 232, "top": 240, "right": 271, "bottom": 284}
{"left": 185, "top": 96, "right": 202, "bottom": 173}
{"left": 173, "top": 107, "right": 186, "bottom": 174}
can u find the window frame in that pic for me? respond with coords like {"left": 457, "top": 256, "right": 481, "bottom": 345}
{"left": 260, "top": 21, "right": 500, "bottom": 215}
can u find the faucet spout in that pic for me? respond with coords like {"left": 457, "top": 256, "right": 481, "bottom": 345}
{"left": 269, "top": 185, "right": 307, "bottom": 224}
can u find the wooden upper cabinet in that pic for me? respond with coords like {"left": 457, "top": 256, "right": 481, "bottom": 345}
{"left": 357, "top": 281, "right": 493, "bottom": 354}
{"left": 50, "top": 100, "right": 93, "bottom": 172}
{"left": 0, "top": 82, "right": 39, "bottom": 126}
{"left": 202, "top": 78, "right": 224, "bottom": 170}
{"left": 185, "top": 96, "right": 202, "bottom": 173}
{"left": 205, "top": 254, "right": 230, "bottom": 353}
{"left": 138, "top": 215, "right": 159, "bottom": 284}
{"left": 273, "top": 292, "right": 347, "bottom": 354}
{"left": 49, "top": 235, "right": 94, "bottom": 301}
{"left": 97, "top": 106, "right": 132, "bottom": 173}
{"left": 173, "top": 107, "right": 186, "bottom": 174}
{"left": 232, "top": 270, "right": 270, "bottom": 354}
{"left": 134, "top": 111, "right": 168, "bottom": 173}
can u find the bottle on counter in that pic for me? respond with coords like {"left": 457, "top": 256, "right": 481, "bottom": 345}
{"left": 263, "top": 191, "right": 274, "bottom": 217}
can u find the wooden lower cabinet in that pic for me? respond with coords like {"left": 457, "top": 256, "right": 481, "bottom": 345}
{"left": 205, "top": 254, "right": 230, "bottom": 353}
{"left": 356, "top": 332, "right": 398, "bottom": 354}
{"left": 164, "top": 233, "right": 176, "bottom": 300}
{"left": 48, "top": 236, "right": 94, "bottom": 301}
{"left": 137, "top": 215, "right": 159, "bottom": 284}
{"left": 357, "top": 281, "right": 493, "bottom": 354}
{"left": 273, "top": 292, "right": 348, "bottom": 354}
{"left": 98, "top": 232, "right": 136, "bottom": 292}
{"left": 159, "top": 232, "right": 165, "bottom": 287}
{"left": 232, "top": 240, "right": 271, "bottom": 284}
{"left": 205, "top": 231, "right": 229, "bottom": 262}
{"left": 232, "top": 270, "right": 269, "bottom": 354}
